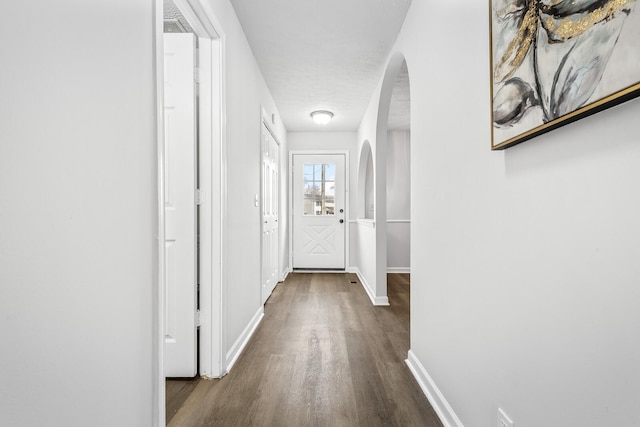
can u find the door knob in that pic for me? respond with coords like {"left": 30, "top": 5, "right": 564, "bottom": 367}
{"left": 339, "top": 219, "right": 344, "bottom": 223}
{"left": 339, "top": 209, "right": 344, "bottom": 213}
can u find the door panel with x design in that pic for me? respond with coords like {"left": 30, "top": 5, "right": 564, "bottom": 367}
{"left": 293, "top": 154, "right": 345, "bottom": 269}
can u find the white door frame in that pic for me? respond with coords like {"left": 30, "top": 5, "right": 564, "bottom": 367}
{"left": 154, "top": 0, "right": 227, "bottom": 424}
{"left": 289, "top": 150, "right": 350, "bottom": 271}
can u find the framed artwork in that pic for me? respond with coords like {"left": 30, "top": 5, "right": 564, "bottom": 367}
{"left": 490, "top": 0, "right": 640, "bottom": 150}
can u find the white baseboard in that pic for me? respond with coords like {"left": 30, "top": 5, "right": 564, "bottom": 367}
{"left": 225, "top": 307, "right": 264, "bottom": 373}
{"left": 291, "top": 269, "right": 346, "bottom": 273}
{"left": 280, "top": 267, "right": 291, "bottom": 282}
{"left": 405, "top": 350, "right": 464, "bottom": 427}
{"left": 387, "top": 267, "right": 410, "bottom": 274}
{"left": 349, "top": 267, "right": 389, "bottom": 306}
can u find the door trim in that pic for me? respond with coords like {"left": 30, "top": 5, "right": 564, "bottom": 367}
{"left": 288, "top": 150, "right": 350, "bottom": 272}
{"left": 155, "top": 0, "right": 227, "bottom": 424}
{"left": 262, "top": 109, "right": 287, "bottom": 283}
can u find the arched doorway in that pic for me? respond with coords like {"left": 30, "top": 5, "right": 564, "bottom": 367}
{"left": 374, "top": 53, "right": 411, "bottom": 304}
{"left": 357, "top": 141, "right": 374, "bottom": 220}
{"left": 386, "top": 62, "right": 411, "bottom": 276}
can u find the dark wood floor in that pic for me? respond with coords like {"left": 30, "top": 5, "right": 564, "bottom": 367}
{"left": 167, "top": 273, "right": 441, "bottom": 427}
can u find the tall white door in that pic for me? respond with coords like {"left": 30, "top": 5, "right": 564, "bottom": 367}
{"left": 261, "top": 124, "right": 279, "bottom": 304}
{"left": 163, "top": 33, "right": 197, "bottom": 378}
{"left": 292, "top": 154, "right": 346, "bottom": 269}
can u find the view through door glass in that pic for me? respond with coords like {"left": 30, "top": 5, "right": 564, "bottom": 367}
{"left": 303, "top": 163, "right": 336, "bottom": 216}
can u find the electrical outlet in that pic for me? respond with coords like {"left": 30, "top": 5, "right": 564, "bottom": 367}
{"left": 498, "top": 408, "right": 514, "bottom": 427}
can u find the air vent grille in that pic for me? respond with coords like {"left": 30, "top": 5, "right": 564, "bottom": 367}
{"left": 164, "top": 19, "right": 186, "bottom": 33}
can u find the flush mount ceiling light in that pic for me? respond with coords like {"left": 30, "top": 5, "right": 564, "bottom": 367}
{"left": 310, "top": 110, "right": 334, "bottom": 125}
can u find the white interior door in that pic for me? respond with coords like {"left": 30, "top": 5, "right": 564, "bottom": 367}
{"left": 292, "top": 154, "right": 346, "bottom": 269}
{"left": 163, "top": 33, "right": 197, "bottom": 378}
{"left": 261, "top": 124, "right": 279, "bottom": 304}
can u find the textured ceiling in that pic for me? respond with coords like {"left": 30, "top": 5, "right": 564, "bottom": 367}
{"left": 229, "top": 0, "right": 412, "bottom": 132}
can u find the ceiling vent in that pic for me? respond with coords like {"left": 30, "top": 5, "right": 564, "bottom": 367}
{"left": 164, "top": 19, "right": 186, "bottom": 33}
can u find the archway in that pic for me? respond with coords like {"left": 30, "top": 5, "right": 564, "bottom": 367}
{"left": 374, "top": 53, "right": 411, "bottom": 304}
{"left": 386, "top": 62, "right": 411, "bottom": 276}
{"left": 357, "top": 141, "right": 374, "bottom": 220}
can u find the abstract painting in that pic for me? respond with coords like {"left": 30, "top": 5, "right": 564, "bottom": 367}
{"left": 490, "top": 0, "right": 640, "bottom": 149}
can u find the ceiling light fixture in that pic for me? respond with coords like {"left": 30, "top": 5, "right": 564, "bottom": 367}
{"left": 310, "top": 110, "right": 334, "bottom": 125}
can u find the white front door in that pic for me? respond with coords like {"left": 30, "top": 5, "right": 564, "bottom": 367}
{"left": 261, "top": 124, "right": 279, "bottom": 304}
{"left": 163, "top": 33, "right": 197, "bottom": 378}
{"left": 292, "top": 154, "right": 346, "bottom": 269}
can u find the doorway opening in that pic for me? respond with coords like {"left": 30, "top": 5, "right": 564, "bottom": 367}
{"left": 385, "top": 60, "right": 411, "bottom": 301}
{"left": 290, "top": 151, "right": 349, "bottom": 271}
{"left": 374, "top": 54, "right": 411, "bottom": 307}
{"left": 163, "top": 4, "right": 199, "bottom": 380}
{"left": 156, "top": 0, "right": 226, "bottom": 424}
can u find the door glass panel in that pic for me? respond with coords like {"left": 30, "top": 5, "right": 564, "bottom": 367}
{"left": 313, "top": 164, "right": 323, "bottom": 181}
{"left": 303, "top": 164, "right": 314, "bottom": 181}
{"left": 324, "top": 163, "right": 336, "bottom": 181}
{"left": 325, "top": 182, "right": 335, "bottom": 197}
{"left": 303, "top": 163, "right": 336, "bottom": 215}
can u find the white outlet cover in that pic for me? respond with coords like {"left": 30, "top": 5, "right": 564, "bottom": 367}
{"left": 498, "top": 408, "right": 514, "bottom": 427}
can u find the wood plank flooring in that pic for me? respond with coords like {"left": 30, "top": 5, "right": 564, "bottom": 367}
{"left": 167, "top": 273, "right": 441, "bottom": 427}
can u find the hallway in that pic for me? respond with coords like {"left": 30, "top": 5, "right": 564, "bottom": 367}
{"left": 167, "top": 273, "right": 441, "bottom": 426}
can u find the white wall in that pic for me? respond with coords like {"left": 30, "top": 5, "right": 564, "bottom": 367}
{"left": 353, "top": 220, "right": 377, "bottom": 296}
{"left": 288, "top": 132, "right": 357, "bottom": 267}
{"left": 0, "top": 1, "right": 156, "bottom": 425}
{"left": 357, "top": 2, "right": 640, "bottom": 426}
{"left": 356, "top": 93, "right": 382, "bottom": 298}
{"left": 0, "top": 0, "right": 288, "bottom": 423}
{"left": 387, "top": 131, "right": 410, "bottom": 271}
{"left": 364, "top": 144, "right": 374, "bottom": 219}
{"left": 205, "top": 0, "right": 287, "bottom": 360}
{"left": 386, "top": 222, "right": 410, "bottom": 271}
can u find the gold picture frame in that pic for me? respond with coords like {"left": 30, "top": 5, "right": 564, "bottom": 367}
{"left": 490, "top": 0, "right": 640, "bottom": 150}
